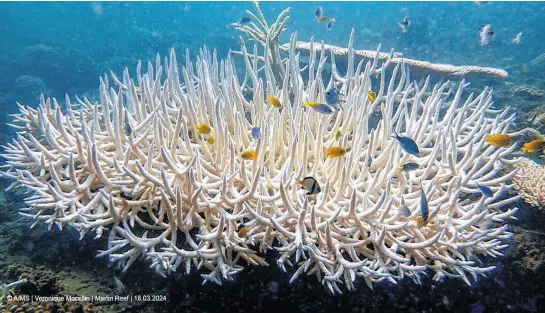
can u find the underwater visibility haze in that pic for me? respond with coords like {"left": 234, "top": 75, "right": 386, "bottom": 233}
{"left": 1, "top": 1, "right": 545, "bottom": 313}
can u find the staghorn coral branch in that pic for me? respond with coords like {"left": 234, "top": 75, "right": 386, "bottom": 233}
{"left": 282, "top": 41, "right": 508, "bottom": 79}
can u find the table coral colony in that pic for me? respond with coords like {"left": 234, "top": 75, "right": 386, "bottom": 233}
{"left": 1, "top": 18, "right": 521, "bottom": 293}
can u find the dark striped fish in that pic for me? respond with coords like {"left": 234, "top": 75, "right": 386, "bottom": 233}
{"left": 300, "top": 176, "right": 321, "bottom": 195}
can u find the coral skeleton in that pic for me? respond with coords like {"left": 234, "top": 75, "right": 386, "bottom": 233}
{"left": 0, "top": 27, "right": 521, "bottom": 293}
{"left": 281, "top": 41, "right": 509, "bottom": 79}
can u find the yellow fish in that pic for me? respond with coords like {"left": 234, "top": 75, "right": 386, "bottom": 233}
{"left": 302, "top": 99, "right": 322, "bottom": 107}
{"left": 324, "top": 146, "right": 347, "bottom": 158}
{"left": 334, "top": 130, "right": 342, "bottom": 140}
{"left": 238, "top": 226, "right": 251, "bottom": 237}
{"left": 521, "top": 139, "right": 545, "bottom": 153}
{"left": 368, "top": 91, "right": 377, "bottom": 102}
{"left": 240, "top": 150, "right": 258, "bottom": 160}
{"left": 485, "top": 134, "right": 512, "bottom": 148}
{"left": 195, "top": 123, "right": 212, "bottom": 135}
{"left": 416, "top": 216, "right": 428, "bottom": 228}
{"left": 267, "top": 96, "right": 282, "bottom": 109}
{"left": 315, "top": 16, "right": 329, "bottom": 22}
{"left": 207, "top": 137, "right": 216, "bottom": 144}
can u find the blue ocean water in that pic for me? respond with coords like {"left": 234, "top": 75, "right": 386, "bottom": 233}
{"left": 1, "top": 1, "right": 545, "bottom": 313}
{"left": 0, "top": 1, "right": 543, "bottom": 99}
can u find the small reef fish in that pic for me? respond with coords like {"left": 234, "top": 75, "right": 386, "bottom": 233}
{"left": 479, "top": 24, "right": 494, "bottom": 45}
{"left": 238, "top": 226, "right": 251, "bottom": 237}
{"left": 324, "top": 85, "right": 341, "bottom": 110}
{"left": 518, "top": 64, "right": 528, "bottom": 73}
{"left": 512, "top": 32, "right": 522, "bottom": 44}
{"left": 311, "top": 104, "right": 335, "bottom": 114}
{"left": 315, "top": 6, "right": 323, "bottom": 19}
{"left": 327, "top": 18, "right": 336, "bottom": 29}
{"left": 334, "top": 130, "right": 342, "bottom": 141}
{"left": 325, "top": 146, "right": 347, "bottom": 158}
{"left": 303, "top": 101, "right": 334, "bottom": 114}
{"left": 396, "top": 162, "right": 419, "bottom": 173}
{"left": 398, "top": 16, "right": 411, "bottom": 33}
{"left": 400, "top": 204, "right": 411, "bottom": 217}
{"left": 206, "top": 137, "right": 216, "bottom": 144}
{"left": 238, "top": 17, "right": 251, "bottom": 25}
{"left": 240, "top": 150, "right": 258, "bottom": 160}
{"left": 476, "top": 183, "right": 493, "bottom": 198}
{"left": 300, "top": 176, "right": 321, "bottom": 195}
{"left": 267, "top": 96, "right": 282, "bottom": 109}
{"left": 195, "top": 123, "right": 212, "bottom": 135}
{"left": 416, "top": 182, "right": 429, "bottom": 228}
{"left": 485, "top": 134, "right": 512, "bottom": 147}
{"left": 114, "top": 276, "right": 127, "bottom": 295}
{"left": 368, "top": 90, "right": 377, "bottom": 102}
{"left": 123, "top": 113, "right": 132, "bottom": 137}
{"left": 314, "top": 6, "right": 335, "bottom": 25}
{"left": 251, "top": 127, "right": 262, "bottom": 140}
{"left": 303, "top": 99, "right": 322, "bottom": 107}
{"left": 316, "top": 16, "right": 329, "bottom": 22}
{"left": 392, "top": 132, "right": 420, "bottom": 157}
{"left": 521, "top": 139, "right": 545, "bottom": 153}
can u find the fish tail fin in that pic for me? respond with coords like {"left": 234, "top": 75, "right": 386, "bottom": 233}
{"left": 396, "top": 167, "right": 403, "bottom": 173}
{"left": 521, "top": 146, "right": 528, "bottom": 153}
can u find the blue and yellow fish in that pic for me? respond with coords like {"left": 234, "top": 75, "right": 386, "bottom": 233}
{"left": 416, "top": 182, "right": 429, "bottom": 228}
{"left": 251, "top": 127, "right": 261, "bottom": 140}
{"left": 392, "top": 131, "right": 420, "bottom": 157}
{"left": 396, "top": 162, "right": 419, "bottom": 173}
{"left": 324, "top": 85, "right": 341, "bottom": 110}
{"left": 303, "top": 100, "right": 334, "bottom": 115}
{"left": 477, "top": 183, "right": 493, "bottom": 198}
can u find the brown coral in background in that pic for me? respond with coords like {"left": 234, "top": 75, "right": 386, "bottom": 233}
{"left": 509, "top": 84, "right": 544, "bottom": 101}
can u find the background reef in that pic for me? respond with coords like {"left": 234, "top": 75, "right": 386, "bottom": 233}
{"left": 1, "top": 1, "right": 545, "bottom": 313}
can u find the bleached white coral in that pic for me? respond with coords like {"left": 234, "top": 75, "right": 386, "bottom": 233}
{"left": 0, "top": 29, "right": 520, "bottom": 293}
